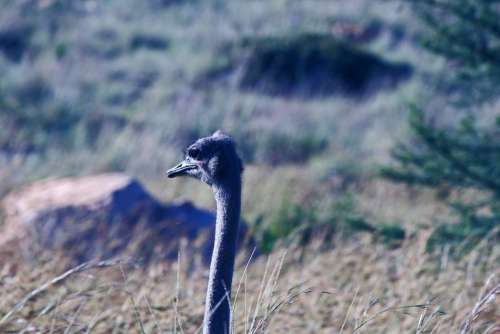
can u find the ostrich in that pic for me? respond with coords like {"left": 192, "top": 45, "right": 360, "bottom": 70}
{"left": 166, "top": 130, "right": 243, "bottom": 334}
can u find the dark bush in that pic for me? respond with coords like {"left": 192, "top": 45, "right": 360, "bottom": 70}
{"left": 0, "top": 24, "right": 33, "bottom": 62}
{"left": 148, "top": 0, "right": 193, "bottom": 8}
{"left": 14, "top": 76, "right": 53, "bottom": 106}
{"left": 129, "top": 33, "right": 169, "bottom": 51}
{"left": 375, "top": 224, "right": 406, "bottom": 248}
{"left": 204, "top": 33, "right": 412, "bottom": 97}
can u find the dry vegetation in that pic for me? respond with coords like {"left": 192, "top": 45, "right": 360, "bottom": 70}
{"left": 1, "top": 178, "right": 499, "bottom": 333}
{"left": 1, "top": 232, "right": 498, "bottom": 334}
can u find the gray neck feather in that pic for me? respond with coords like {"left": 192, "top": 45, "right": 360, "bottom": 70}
{"left": 203, "top": 177, "right": 241, "bottom": 334}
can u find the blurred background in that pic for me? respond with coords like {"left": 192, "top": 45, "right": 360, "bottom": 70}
{"left": 0, "top": 0, "right": 499, "bottom": 333}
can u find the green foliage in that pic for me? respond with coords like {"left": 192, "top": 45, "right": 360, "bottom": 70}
{"left": 1, "top": 76, "right": 63, "bottom": 151}
{"left": 319, "top": 194, "right": 375, "bottom": 237}
{"left": 383, "top": 107, "right": 500, "bottom": 191}
{"left": 407, "top": 0, "right": 500, "bottom": 103}
{"left": 253, "top": 193, "right": 405, "bottom": 254}
{"left": 385, "top": 0, "right": 500, "bottom": 254}
{"left": 375, "top": 224, "right": 406, "bottom": 248}
{"left": 0, "top": 74, "right": 131, "bottom": 154}
{"left": 55, "top": 42, "right": 67, "bottom": 59}
{"left": 426, "top": 215, "right": 498, "bottom": 257}
{"left": 383, "top": 107, "right": 500, "bottom": 254}
{"left": 258, "top": 198, "right": 313, "bottom": 253}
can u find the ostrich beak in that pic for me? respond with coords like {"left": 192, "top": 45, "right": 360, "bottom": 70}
{"left": 166, "top": 160, "right": 198, "bottom": 178}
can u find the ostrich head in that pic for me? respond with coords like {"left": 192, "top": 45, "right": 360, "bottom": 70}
{"left": 166, "top": 130, "right": 243, "bottom": 187}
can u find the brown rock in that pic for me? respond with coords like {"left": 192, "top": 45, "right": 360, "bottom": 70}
{"left": 0, "top": 173, "right": 247, "bottom": 265}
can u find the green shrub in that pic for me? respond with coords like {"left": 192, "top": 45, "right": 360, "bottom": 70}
{"left": 383, "top": 108, "right": 500, "bottom": 256}
{"left": 0, "top": 76, "right": 75, "bottom": 152}
{"left": 375, "top": 224, "right": 406, "bottom": 248}
{"left": 426, "top": 203, "right": 499, "bottom": 257}
{"left": 257, "top": 198, "right": 313, "bottom": 253}
{"left": 253, "top": 193, "right": 401, "bottom": 254}
{"left": 0, "top": 73, "right": 132, "bottom": 155}
{"left": 384, "top": 0, "right": 500, "bottom": 256}
{"left": 55, "top": 42, "right": 67, "bottom": 59}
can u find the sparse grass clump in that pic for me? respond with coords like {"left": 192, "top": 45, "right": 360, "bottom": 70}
{"left": 252, "top": 181, "right": 406, "bottom": 254}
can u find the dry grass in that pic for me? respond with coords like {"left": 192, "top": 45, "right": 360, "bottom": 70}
{"left": 2, "top": 175, "right": 498, "bottom": 333}
{"left": 1, "top": 230, "right": 498, "bottom": 334}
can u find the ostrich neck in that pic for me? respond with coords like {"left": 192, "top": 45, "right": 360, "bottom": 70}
{"left": 203, "top": 179, "right": 241, "bottom": 334}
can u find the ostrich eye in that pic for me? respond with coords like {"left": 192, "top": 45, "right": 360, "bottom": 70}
{"left": 187, "top": 147, "right": 201, "bottom": 160}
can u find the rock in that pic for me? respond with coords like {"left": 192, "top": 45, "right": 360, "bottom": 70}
{"left": 0, "top": 173, "right": 248, "bottom": 265}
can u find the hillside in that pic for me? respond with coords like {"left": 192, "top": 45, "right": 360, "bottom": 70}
{"left": 0, "top": 0, "right": 426, "bottom": 193}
